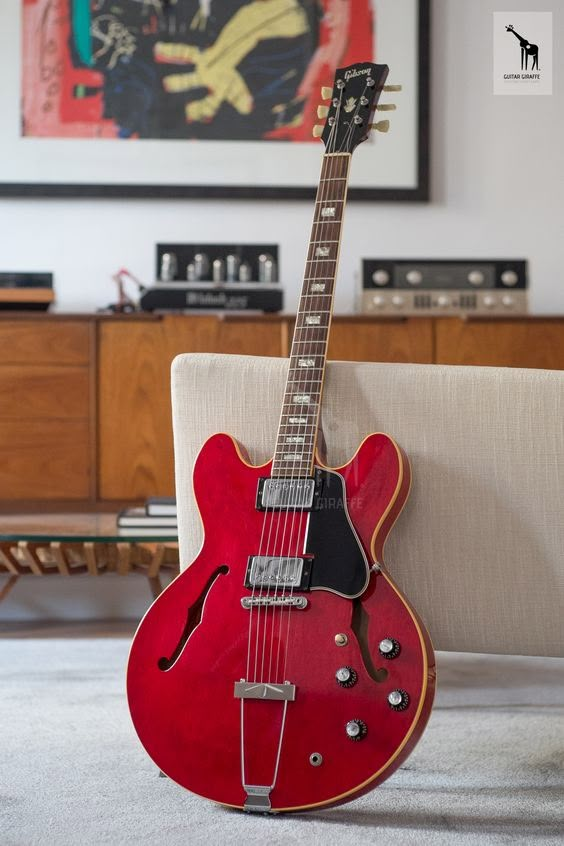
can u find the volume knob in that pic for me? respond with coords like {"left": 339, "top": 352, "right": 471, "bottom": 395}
{"left": 378, "top": 637, "right": 401, "bottom": 659}
{"left": 336, "top": 666, "right": 358, "bottom": 688}
{"left": 388, "top": 689, "right": 410, "bottom": 711}
{"left": 345, "top": 719, "right": 367, "bottom": 741}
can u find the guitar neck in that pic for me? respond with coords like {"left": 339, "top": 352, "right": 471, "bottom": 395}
{"left": 272, "top": 152, "right": 351, "bottom": 477}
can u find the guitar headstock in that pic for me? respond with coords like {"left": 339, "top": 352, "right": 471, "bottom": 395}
{"left": 313, "top": 62, "right": 398, "bottom": 154}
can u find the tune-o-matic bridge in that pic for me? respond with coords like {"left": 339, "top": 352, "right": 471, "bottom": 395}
{"left": 256, "top": 472, "right": 323, "bottom": 511}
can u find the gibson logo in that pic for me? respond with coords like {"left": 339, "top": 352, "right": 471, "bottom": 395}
{"left": 344, "top": 67, "right": 370, "bottom": 81}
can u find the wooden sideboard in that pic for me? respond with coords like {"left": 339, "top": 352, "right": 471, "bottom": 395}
{"left": 1, "top": 313, "right": 563, "bottom": 508}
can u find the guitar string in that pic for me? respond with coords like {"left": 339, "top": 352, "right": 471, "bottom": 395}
{"left": 273, "top": 107, "right": 344, "bottom": 685}
{"left": 266, "top": 144, "right": 340, "bottom": 685}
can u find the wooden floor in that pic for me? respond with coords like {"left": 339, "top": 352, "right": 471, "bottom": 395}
{"left": 0, "top": 619, "right": 138, "bottom": 639}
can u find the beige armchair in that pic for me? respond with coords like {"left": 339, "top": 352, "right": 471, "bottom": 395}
{"left": 171, "top": 353, "right": 564, "bottom": 658}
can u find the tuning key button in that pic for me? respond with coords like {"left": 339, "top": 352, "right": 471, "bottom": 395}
{"left": 345, "top": 719, "right": 367, "bottom": 741}
{"left": 378, "top": 638, "right": 401, "bottom": 659}
{"left": 317, "top": 105, "right": 329, "bottom": 119}
{"left": 321, "top": 86, "right": 332, "bottom": 100}
{"left": 336, "top": 666, "right": 358, "bottom": 688}
{"left": 501, "top": 270, "right": 519, "bottom": 286}
{"left": 388, "top": 689, "right": 410, "bottom": 711}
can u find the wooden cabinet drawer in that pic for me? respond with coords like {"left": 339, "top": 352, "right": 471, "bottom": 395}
{"left": 435, "top": 318, "right": 564, "bottom": 368}
{"left": 0, "top": 321, "right": 90, "bottom": 365}
{"left": 0, "top": 419, "right": 91, "bottom": 499}
{"left": 0, "top": 367, "right": 90, "bottom": 419}
{"left": 327, "top": 318, "right": 434, "bottom": 363}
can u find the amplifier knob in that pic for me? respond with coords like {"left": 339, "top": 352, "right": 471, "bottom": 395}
{"left": 483, "top": 295, "right": 497, "bottom": 308}
{"left": 391, "top": 295, "right": 405, "bottom": 308}
{"left": 406, "top": 269, "right": 423, "bottom": 285}
{"left": 468, "top": 270, "right": 485, "bottom": 286}
{"left": 501, "top": 270, "right": 519, "bottom": 286}
{"left": 437, "top": 294, "right": 451, "bottom": 308}
{"left": 501, "top": 294, "right": 514, "bottom": 308}
{"left": 372, "top": 269, "right": 390, "bottom": 286}
{"left": 345, "top": 719, "right": 367, "bottom": 741}
{"left": 372, "top": 295, "right": 386, "bottom": 308}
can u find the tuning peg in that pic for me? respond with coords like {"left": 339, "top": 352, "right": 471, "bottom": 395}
{"left": 321, "top": 86, "right": 332, "bottom": 100}
{"left": 370, "top": 120, "right": 390, "bottom": 133}
{"left": 317, "top": 105, "right": 329, "bottom": 119}
{"left": 312, "top": 124, "right": 324, "bottom": 138}
{"left": 383, "top": 84, "right": 402, "bottom": 92}
{"left": 377, "top": 104, "right": 396, "bottom": 111}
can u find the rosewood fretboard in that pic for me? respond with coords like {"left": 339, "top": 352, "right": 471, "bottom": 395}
{"left": 272, "top": 152, "right": 351, "bottom": 477}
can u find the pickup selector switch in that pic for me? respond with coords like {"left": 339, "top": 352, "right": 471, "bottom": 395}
{"left": 378, "top": 638, "right": 401, "bottom": 659}
{"left": 345, "top": 719, "right": 367, "bottom": 741}
{"left": 336, "top": 666, "right": 358, "bottom": 688}
{"left": 388, "top": 689, "right": 410, "bottom": 711}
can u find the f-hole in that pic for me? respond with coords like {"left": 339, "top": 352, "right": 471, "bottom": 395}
{"left": 351, "top": 598, "right": 388, "bottom": 683}
{"left": 158, "top": 565, "right": 229, "bottom": 671}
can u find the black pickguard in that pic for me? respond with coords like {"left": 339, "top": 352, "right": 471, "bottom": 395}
{"left": 306, "top": 468, "right": 369, "bottom": 597}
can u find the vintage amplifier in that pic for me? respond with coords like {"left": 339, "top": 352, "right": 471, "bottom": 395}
{"left": 0, "top": 272, "right": 54, "bottom": 310}
{"left": 140, "top": 282, "right": 283, "bottom": 313}
{"left": 360, "top": 259, "right": 528, "bottom": 316}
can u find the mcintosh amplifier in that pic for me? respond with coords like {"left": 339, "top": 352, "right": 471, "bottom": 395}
{"left": 361, "top": 259, "right": 528, "bottom": 316}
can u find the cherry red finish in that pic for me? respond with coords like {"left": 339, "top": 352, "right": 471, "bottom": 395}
{"left": 127, "top": 432, "right": 435, "bottom": 812}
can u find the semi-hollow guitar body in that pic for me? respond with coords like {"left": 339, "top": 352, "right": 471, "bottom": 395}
{"left": 127, "top": 431, "right": 435, "bottom": 812}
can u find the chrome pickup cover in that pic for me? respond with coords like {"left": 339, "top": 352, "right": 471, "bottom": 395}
{"left": 246, "top": 556, "right": 304, "bottom": 589}
{"left": 257, "top": 477, "right": 316, "bottom": 510}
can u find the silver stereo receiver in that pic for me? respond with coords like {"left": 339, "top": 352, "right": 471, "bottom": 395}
{"left": 361, "top": 259, "right": 528, "bottom": 316}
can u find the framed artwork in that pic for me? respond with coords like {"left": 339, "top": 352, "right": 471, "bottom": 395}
{"left": 0, "top": 0, "right": 429, "bottom": 200}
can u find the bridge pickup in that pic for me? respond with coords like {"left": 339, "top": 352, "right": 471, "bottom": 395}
{"left": 234, "top": 681, "right": 296, "bottom": 701}
{"left": 256, "top": 473, "right": 322, "bottom": 511}
{"left": 245, "top": 556, "right": 312, "bottom": 590}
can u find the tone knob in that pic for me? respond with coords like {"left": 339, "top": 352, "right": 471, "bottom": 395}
{"left": 406, "top": 269, "right": 423, "bottom": 285}
{"left": 388, "top": 689, "right": 410, "bottom": 711}
{"left": 345, "top": 719, "right": 367, "bottom": 741}
{"left": 372, "top": 269, "right": 390, "bottom": 286}
{"left": 501, "top": 294, "right": 514, "bottom": 308}
{"left": 501, "top": 269, "right": 519, "bottom": 286}
{"left": 436, "top": 294, "right": 451, "bottom": 308}
{"left": 336, "top": 666, "right": 358, "bottom": 688}
{"left": 483, "top": 295, "right": 497, "bottom": 308}
{"left": 378, "top": 637, "right": 401, "bottom": 659}
{"left": 372, "top": 295, "right": 386, "bottom": 309}
{"left": 468, "top": 270, "right": 485, "bottom": 286}
{"left": 391, "top": 295, "right": 405, "bottom": 308}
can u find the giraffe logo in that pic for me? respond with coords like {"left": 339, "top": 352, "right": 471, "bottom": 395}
{"left": 506, "top": 24, "right": 540, "bottom": 70}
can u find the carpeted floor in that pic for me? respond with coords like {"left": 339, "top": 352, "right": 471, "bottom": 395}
{"left": 0, "top": 639, "right": 563, "bottom": 846}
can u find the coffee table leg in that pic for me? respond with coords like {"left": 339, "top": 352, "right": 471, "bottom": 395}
{"left": 0, "top": 575, "right": 19, "bottom": 603}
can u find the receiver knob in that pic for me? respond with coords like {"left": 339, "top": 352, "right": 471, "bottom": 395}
{"left": 379, "top": 638, "right": 401, "bottom": 659}
{"left": 388, "top": 689, "right": 410, "bottom": 711}
{"left": 336, "top": 666, "right": 358, "bottom": 688}
{"left": 468, "top": 270, "right": 485, "bottom": 286}
{"left": 483, "top": 295, "right": 496, "bottom": 308}
{"left": 436, "top": 294, "right": 451, "bottom": 308}
{"left": 372, "top": 295, "right": 386, "bottom": 309}
{"left": 501, "top": 295, "right": 514, "bottom": 308}
{"left": 501, "top": 270, "right": 519, "bottom": 286}
{"left": 345, "top": 719, "right": 367, "bottom": 741}
{"left": 391, "top": 295, "right": 405, "bottom": 308}
{"left": 406, "top": 269, "right": 423, "bottom": 285}
{"left": 372, "top": 269, "right": 390, "bottom": 286}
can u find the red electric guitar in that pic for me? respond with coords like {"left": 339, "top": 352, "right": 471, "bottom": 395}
{"left": 127, "top": 62, "right": 435, "bottom": 814}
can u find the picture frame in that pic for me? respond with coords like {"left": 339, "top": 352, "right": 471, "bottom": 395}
{"left": 0, "top": 0, "right": 430, "bottom": 201}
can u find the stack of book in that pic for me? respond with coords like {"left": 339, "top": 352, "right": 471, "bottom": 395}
{"left": 117, "top": 497, "right": 177, "bottom": 537}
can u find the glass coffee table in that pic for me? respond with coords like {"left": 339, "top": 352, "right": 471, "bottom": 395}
{"left": 0, "top": 514, "right": 179, "bottom": 604}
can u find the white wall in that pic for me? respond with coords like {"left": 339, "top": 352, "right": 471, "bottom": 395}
{"left": 1, "top": 0, "right": 563, "bottom": 621}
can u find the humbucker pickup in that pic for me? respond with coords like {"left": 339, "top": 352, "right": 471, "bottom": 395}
{"left": 245, "top": 555, "right": 313, "bottom": 591}
{"left": 256, "top": 472, "right": 323, "bottom": 511}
